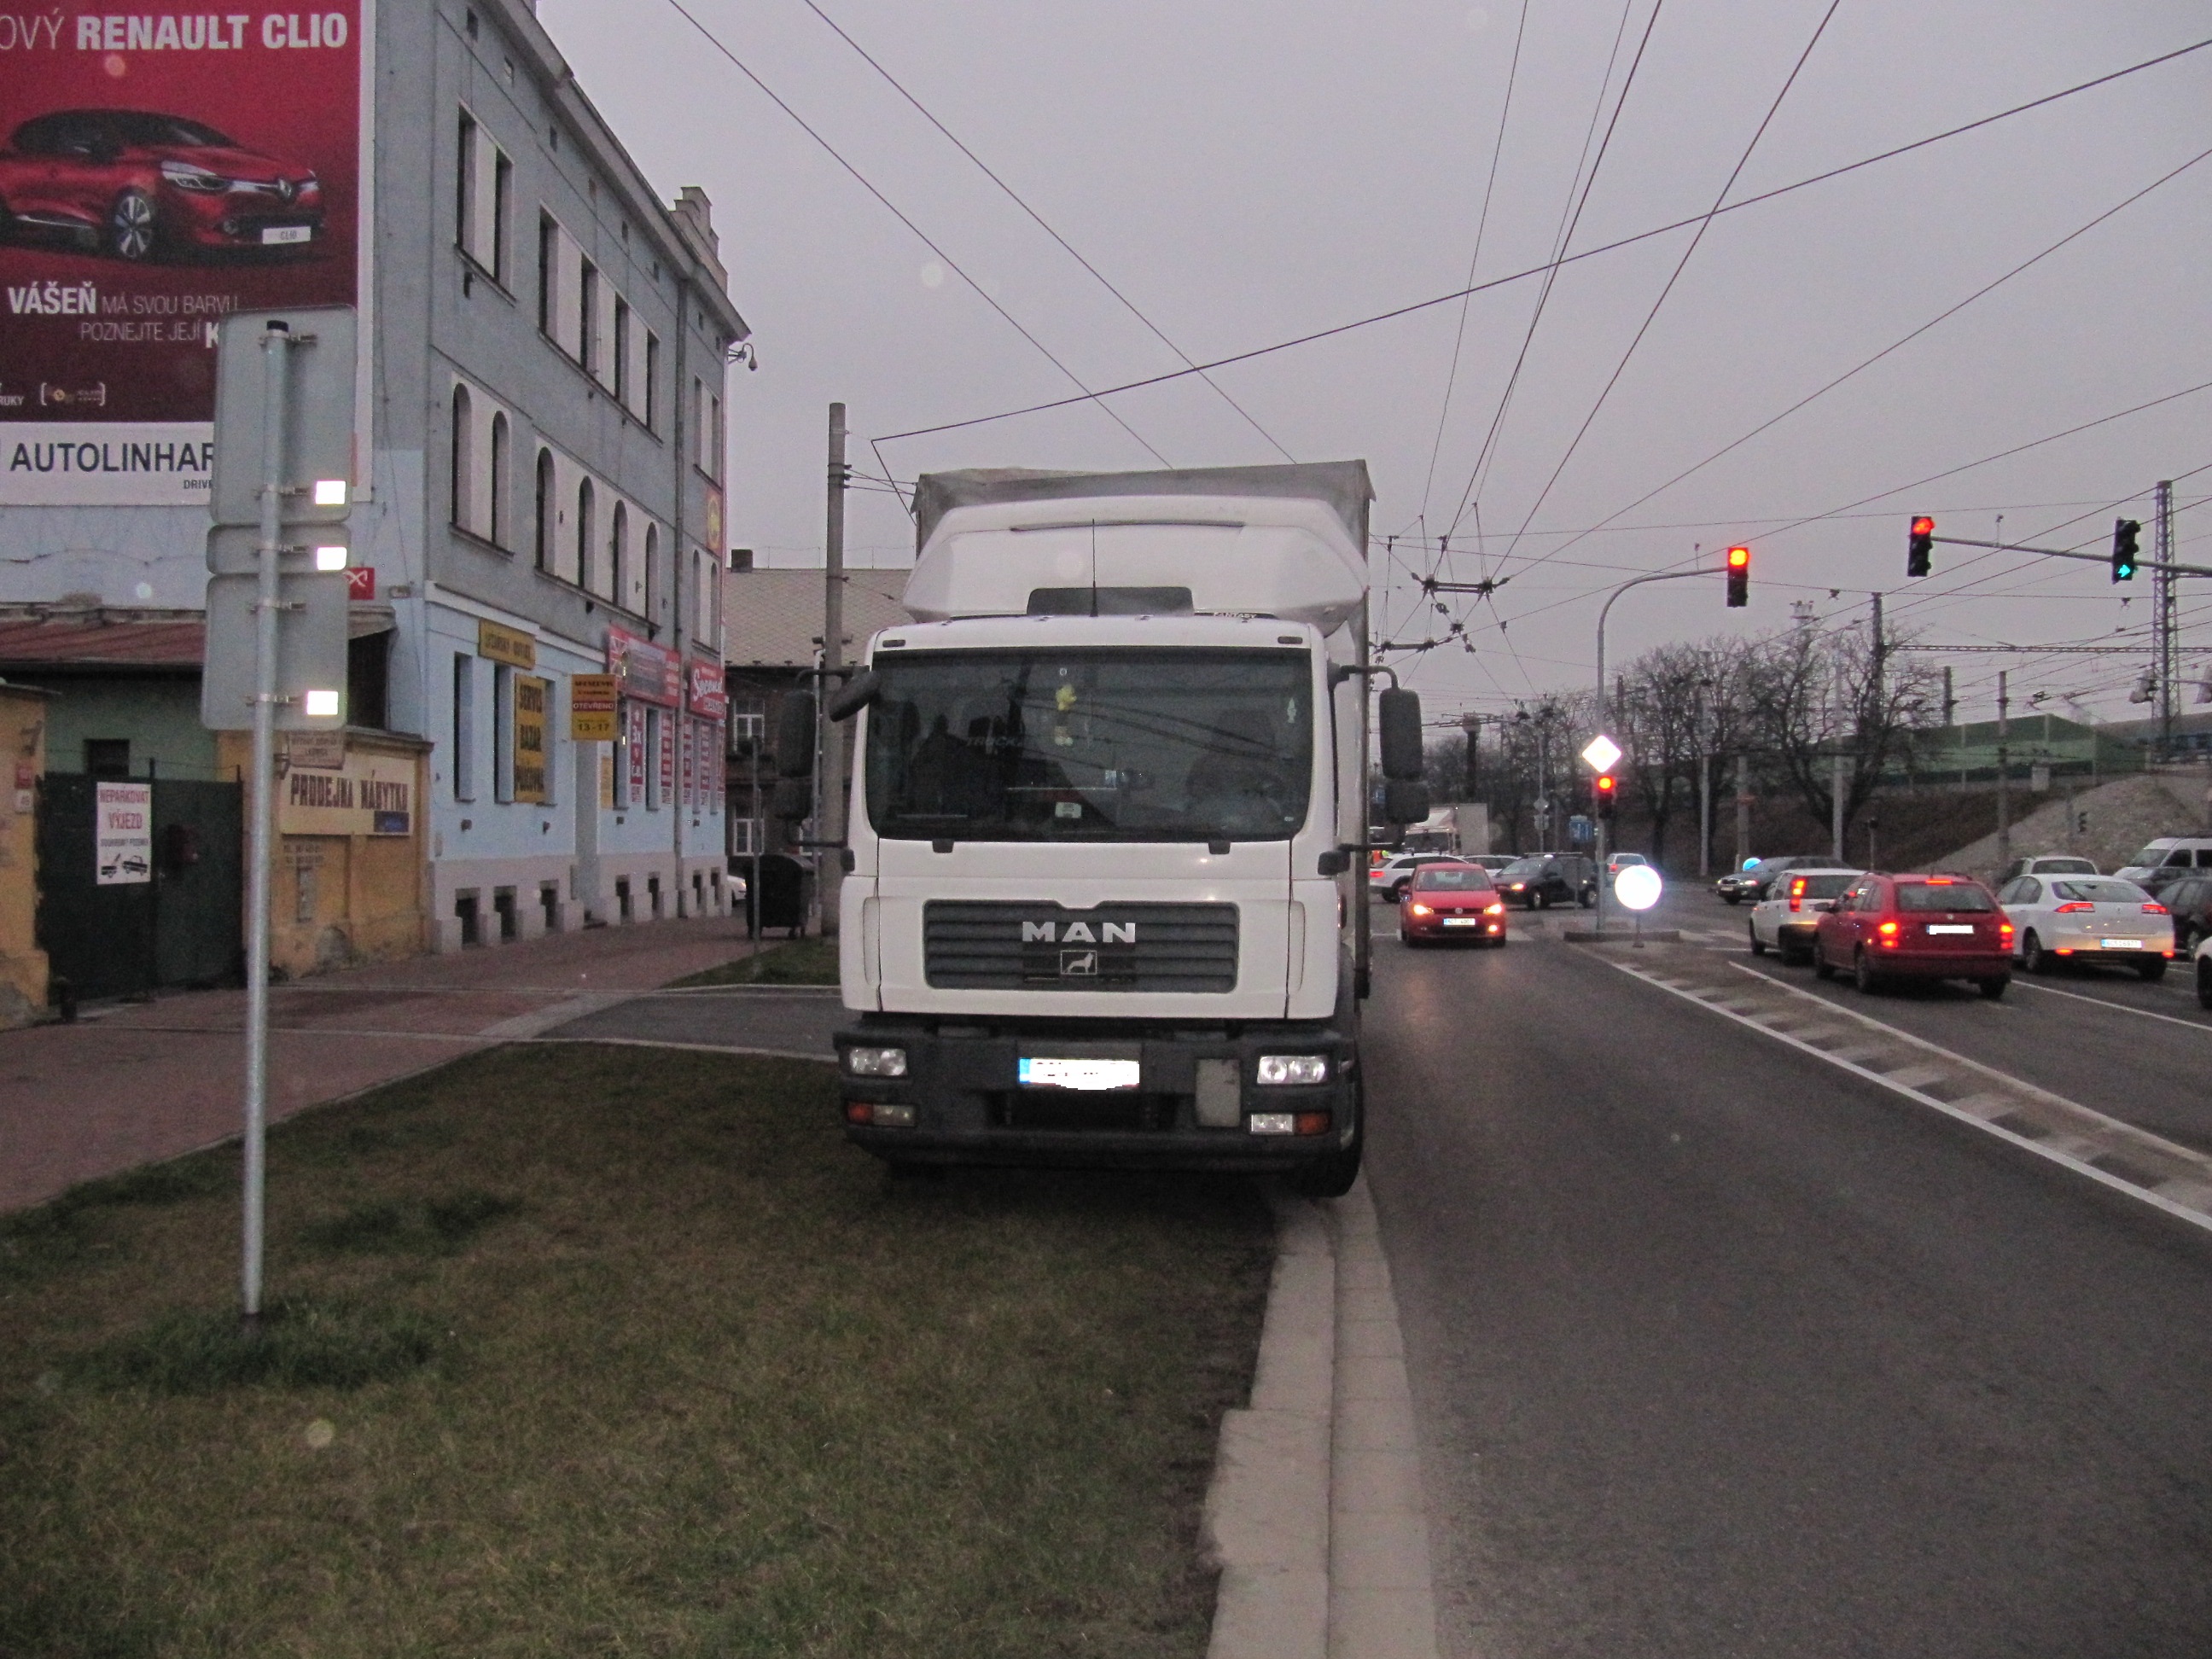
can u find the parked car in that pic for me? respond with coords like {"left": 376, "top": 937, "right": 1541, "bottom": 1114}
{"left": 0, "top": 108, "right": 323, "bottom": 261}
{"left": 1996, "top": 873, "right": 2172, "bottom": 979}
{"left": 1369, "top": 851, "right": 1464, "bottom": 901}
{"left": 2195, "top": 933, "right": 2212, "bottom": 1010}
{"left": 1398, "top": 863, "right": 1509, "bottom": 947}
{"left": 1715, "top": 854, "right": 1824, "bottom": 905}
{"left": 1494, "top": 853, "right": 1598, "bottom": 910}
{"left": 2114, "top": 838, "right": 2212, "bottom": 894}
{"left": 1462, "top": 853, "right": 1517, "bottom": 875}
{"left": 1997, "top": 853, "right": 2098, "bottom": 883}
{"left": 2161, "top": 874, "right": 2212, "bottom": 953}
{"left": 1747, "top": 867, "right": 1861, "bottom": 963}
{"left": 1813, "top": 872, "right": 2013, "bottom": 998}
{"left": 1605, "top": 851, "right": 1650, "bottom": 879}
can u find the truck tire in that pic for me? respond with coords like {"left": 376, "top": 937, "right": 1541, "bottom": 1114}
{"left": 1288, "top": 1139, "right": 1361, "bottom": 1197}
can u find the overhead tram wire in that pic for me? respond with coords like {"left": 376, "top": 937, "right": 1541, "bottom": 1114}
{"left": 794, "top": 0, "right": 1295, "bottom": 464}
{"left": 660, "top": 0, "right": 1175, "bottom": 469}
{"left": 1415, "top": 0, "right": 1532, "bottom": 530}
{"left": 1493, "top": 0, "right": 1844, "bottom": 573}
{"left": 1502, "top": 141, "right": 2212, "bottom": 579}
{"left": 1441, "top": 0, "right": 1668, "bottom": 554}
{"left": 872, "top": 34, "right": 2212, "bottom": 449}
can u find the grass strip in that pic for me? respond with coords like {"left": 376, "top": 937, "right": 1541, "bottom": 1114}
{"left": 0, "top": 1045, "right": 1271, "bottom": 1658}
{"left": 672, "top": 934, "right": 841, "bottom": 987}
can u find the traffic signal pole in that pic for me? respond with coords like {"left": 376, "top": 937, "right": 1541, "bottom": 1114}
{"left": 1919, "top": 532, "right": 2212, "bottom": 579}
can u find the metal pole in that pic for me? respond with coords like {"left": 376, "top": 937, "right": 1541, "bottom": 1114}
{"left": 1696, "top": 684, "right": 1710, "bottom": 881}
{"left": 2157, "top": 479, "right": 2176, "bottom": 763}
{"left": 819, "top": 404, "right": 847, "bottom": 939}
{"left": 1733, "top": 753, "right": 1749, "bottom": 873}
{"left": 748, "top": 723, "right": 761, "bottom": 943}
{"left": 242, "top": 321, "right": 293, "bottom": 1331}
{"left": 1996, "top": 670, "right": 2011, "bottom": 876}
{"left": 1831, "top": 750, "right": 1844, "bottom": 864}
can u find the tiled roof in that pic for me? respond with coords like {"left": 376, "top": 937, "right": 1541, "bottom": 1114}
{"left": 0, "top": 612, "right": 205, "bottom": 668}
{"left": 723, "top": 568, "right": 911, "bottom": 668}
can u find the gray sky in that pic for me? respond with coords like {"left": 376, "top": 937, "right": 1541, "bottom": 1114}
{"left": 541, "top": 0, "right": 2211, "bottom": 726}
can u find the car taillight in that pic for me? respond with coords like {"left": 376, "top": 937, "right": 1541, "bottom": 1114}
{"left": 2000, "top": 923, "right": 2014, "bottom": 936}
{"left": 2145, "top": 903, "right": 2169, "bottom": 914}
{"left": 1878, "top": 920, "right": 1899, "bottom": 934}
{"left": 2053, "top": 901, "right": 2093, "bottom": 913}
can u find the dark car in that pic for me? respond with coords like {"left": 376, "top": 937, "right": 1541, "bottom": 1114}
{"left": 1397, "top": 862, "right": 1509, "bottom": 947}
{"left": 2163, "top": 875, "right": 2212, "bottom": 953}
{"left": 1493, "top": 853, "right": 1597, "bottom": 911}
{"left": 1715, "top": 854, "right": 1825, "bottom": 905}
{"left": 0, "top": 109, "right": 322, "bottom": 260}
{"left": 1813, "top": 872, "right": 2013, "bottom": 998}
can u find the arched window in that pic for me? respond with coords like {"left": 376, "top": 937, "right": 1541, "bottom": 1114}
{"left": 643, "top": 523, "right": 659, "bottom": 620}
{"left": 487, "top": 412, "right": 509, "bottom": 548}
{"left": 609, "top": 502, "right": 627, "bottom": 606}
{"left": 575, "top": 478, "right": 596, "bottom": 591}
{"left": 533, "top": 449, "right": 555, "bottom": 571}
{"left": 449, "top": 384, "right": 474, "bottom": 532}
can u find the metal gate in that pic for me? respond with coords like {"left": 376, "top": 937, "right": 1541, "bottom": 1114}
{"left": 37, "top": 774, "right": 243, "bottom": 1004}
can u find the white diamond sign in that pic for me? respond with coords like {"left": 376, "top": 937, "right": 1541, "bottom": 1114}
{"left": 1582, "top": 734, "right": 1622, "bottom": 772}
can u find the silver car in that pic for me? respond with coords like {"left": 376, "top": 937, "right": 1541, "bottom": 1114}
{"left": 1997, "top": 873, "right": 2174, "bottom": 980}
{"left": 1747, "top": 867, "right": 1861, "bottom": 964}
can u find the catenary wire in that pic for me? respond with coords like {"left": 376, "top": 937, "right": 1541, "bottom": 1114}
{"left": 872, "top": 35, "right": 2212, "bottom": 448}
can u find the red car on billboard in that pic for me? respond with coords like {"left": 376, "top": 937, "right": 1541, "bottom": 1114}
{"left": 0, "top": 109, "right": 322, "bottom": 261}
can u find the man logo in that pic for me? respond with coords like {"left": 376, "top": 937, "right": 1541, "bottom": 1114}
{"left": 1059, "top": 949, "right": 1098, "bottom": 977}
{"left": 1021, "top": 920, "right": 1137, "bottom": 943}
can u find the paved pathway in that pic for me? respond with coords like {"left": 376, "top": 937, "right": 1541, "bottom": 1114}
{"left": 0, "top": 917, "right": 758, "bottom": 1213}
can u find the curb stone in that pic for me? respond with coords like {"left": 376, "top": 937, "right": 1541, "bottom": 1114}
{"left": 1202, "top": 1180, "right": 1441, "bottom": 1659}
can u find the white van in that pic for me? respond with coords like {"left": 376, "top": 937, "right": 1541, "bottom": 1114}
{"left": 2113, "top": 838, "right": 2212, "bottom": 890}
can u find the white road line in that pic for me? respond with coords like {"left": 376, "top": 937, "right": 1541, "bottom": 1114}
{"left": 1594, "top": 953, "right": 2212, "bottom": 1240}
{"left": 2011, "top": 977, "right": 2212, "bottom": 1034}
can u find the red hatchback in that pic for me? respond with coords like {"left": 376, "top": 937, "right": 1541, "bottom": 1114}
{"left": 1398, "top": 863, "right": 1509, "bottom": 948}
{"left": 1813, "top": 872, "right": 2013, "bottom": 998}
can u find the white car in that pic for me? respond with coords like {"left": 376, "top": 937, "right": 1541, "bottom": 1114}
{"left": 1746, "top": 867, "right": 1861, "bottom": 963}
{"left": 1997, "top": 853, "right": 2098, "bottom": 883}
{"left": 1996, "top": 873, "right": 2174, "bottom": 980}
{"left": 1368, "top": 852, "right": 1464, "bottom": 901}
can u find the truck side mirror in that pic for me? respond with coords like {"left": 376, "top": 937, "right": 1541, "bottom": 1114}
{"left": 1377, "top": 688, "right": 1424, "bottom": 782}
{"left": 769, "top": 777, "right": 813, "bottom": 821}
{"left": 1382, "top": 779, "right": 1429, "bottom": 828}
{"left": 776, "top": 691, "right": 817, "bottom": 778}
{"left": 826, "top": 667, "right": 881, "bottom": 723}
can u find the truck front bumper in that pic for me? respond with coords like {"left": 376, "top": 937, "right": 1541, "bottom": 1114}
{"left": 835, "top": 1014, "right": 1359, "bottom": 1172}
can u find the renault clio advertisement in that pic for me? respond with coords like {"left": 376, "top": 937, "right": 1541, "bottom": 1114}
{"left": 0, "top": 7, "right": 364, "bottom": 504}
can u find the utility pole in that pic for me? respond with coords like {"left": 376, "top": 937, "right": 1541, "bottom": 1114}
{"left": 1831, "top": 750, "right": 1845, "bottom": 864}
{"left": 1695, "top": 680, "right": 1712, "bottom": 881}
{"left": 819, "top": 403, "right": 848, "bottom": 938}
{"left": 1996, "top": 669, "right": 2011, "bottom": 876}
{"left": 1733, "top": 753, "right": 1749, "bottom": 874}
{"left": 2157, "top": 478, "right": 2176, "bottom": 763}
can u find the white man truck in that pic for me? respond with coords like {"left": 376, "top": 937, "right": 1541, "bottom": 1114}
{"left": 801, "top": 461, "right": 1428, "bottom": 1196}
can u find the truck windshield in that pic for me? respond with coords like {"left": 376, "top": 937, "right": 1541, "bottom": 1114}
{"left": 864, "top": 648, "right": 1312, "bottom": 842}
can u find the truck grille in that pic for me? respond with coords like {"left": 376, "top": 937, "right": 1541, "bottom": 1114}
{"left": 923, "top": 901, "right": 1239, "bottom": 992}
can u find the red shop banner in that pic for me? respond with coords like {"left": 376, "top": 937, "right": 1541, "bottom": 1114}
{"left": 0, "top": 4, "right": 366, "bottom": 504}
{"left": 686, "top": 657, "right": 725, "bottom": 720}
{"left": 607, "top": 624, "right": 679, "bottom": 707}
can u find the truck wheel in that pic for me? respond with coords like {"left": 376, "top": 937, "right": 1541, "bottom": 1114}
{"left": 1288, "top": 1139, "right": 1362, "bottom": 1198}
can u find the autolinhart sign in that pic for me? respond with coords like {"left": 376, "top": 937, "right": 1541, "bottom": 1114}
{"left": 0, "top": 6, "right": 366, "bottom": 504}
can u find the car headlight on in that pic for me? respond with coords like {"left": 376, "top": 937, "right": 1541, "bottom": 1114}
{"left": 1256, "top": 1054, "right": 1328, "bottom": 1086}
{"left": 842, "top": 1045, "right": 907, "bottom": 1078}
{"left": 1406, "top": 902, "right": 1433, "bottom": 917}
{"left": 160, "top": 160, "right": 230, "bottom": 193}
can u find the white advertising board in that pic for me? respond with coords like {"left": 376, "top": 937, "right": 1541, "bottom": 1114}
{"left": 95, "top": 780, "right": 152, "bottom": 884}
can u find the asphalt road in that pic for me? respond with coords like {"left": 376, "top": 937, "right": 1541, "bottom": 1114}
{"left": 1364, "top": 892, "right": 2212, "bottom": 1658}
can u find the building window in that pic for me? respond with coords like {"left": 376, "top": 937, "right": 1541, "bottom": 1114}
{"left": 643, "top": 331, "right": 659, "bottom": 429}
{"left": 533, "top": 447, "right": 555, "bottom": 572}
{"left": 491, "top": 152, "right": 511, "bottom": 279}
{"left": 643, "top": 522, "right": 659, "bottom": 621}
{"left": 488, "top": 411, "right": 509, "bottom": 547}
{"left": 575, "top": 477, "right": 595, "bottom": 591}
{"left": 84, "top": 737, "right": 131, "bottom": 777}
{"left": 347, "top": 632, "right": 390, "bottom": 731}
{"left": 609, "top": 502, "right": 627, "bottom": 608}
{"left": 537, "top": 212, "right": 556, "bottom": 333}
{"left": 579, "top": 260, "right": 598, "bottom": 375}
{"left": 452, "top": 655, "right": 477, "bottom": 801}
{"left": 449, "top": 383, "right": 473, "bottom": 533}
{"left": 613, "top": 296, "right": 631, "bottom": 406}
{"left": 492, "top": 663, "right": 515, "bottom": 803}
{"left": 645, "top": 707, "right": 663, "bottom": 810}
{"left": 456, "top": 112, "right": 476, "bottom": 253}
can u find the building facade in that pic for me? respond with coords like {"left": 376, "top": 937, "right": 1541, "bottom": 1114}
{"left": 0, "top": 0, "right": 748, "bottom": 968}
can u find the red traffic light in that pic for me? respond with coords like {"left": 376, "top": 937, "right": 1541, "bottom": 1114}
{"left": 1725, "top": 545, "right": 1749, "bottom": 608}
{"left": 1595, "top": 774, "right": 1616, "bottom": 794}
{"left": 1726, "top": 545, "right": 1749, "bottom": 568}
{"left": 1910, "top": 516, "right": 1934, "bottom": 538}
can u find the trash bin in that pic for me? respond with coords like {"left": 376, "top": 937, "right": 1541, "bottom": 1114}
{"left": 750, "top": 853, "right": 806, "bottom": 937}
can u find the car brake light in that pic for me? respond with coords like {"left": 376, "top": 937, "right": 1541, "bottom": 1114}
{"left": 1927, "top": 876, "right": 1955, "bottom": 884}
{"left": 2000, "top": 923, "right": 2014, "bottom": 936}
{"left": 2145, "top": 903, "right": 2169, "bottom": 914}
{"left": 2053, "top": 901, "right": 2093, "bottom": 913}
{"left": 1878, "top": 921, "right": 1899, "bottom": 934}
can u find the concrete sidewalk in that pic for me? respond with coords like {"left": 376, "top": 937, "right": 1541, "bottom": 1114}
{"left": 0, "top": 917, "right": 760, "bottom": 1214}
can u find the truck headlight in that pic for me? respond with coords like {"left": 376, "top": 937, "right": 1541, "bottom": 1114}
{"left": 1256, "top": 1055, "right": 1328, "bottom": 1086}
{"left": 843, "top": 1045, "right": 907, "bottom": 1078}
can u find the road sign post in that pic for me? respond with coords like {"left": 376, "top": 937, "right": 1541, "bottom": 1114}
{"left": 201, "top": 306, "right": 356, "bottom": 1331}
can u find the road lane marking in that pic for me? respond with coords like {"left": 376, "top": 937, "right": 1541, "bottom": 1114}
{"left": 2011, "top": 976, "right": 2212, "bottom": 1034}
{"left": 1590, "top": 949, "right": 2212, "bottom": 1240}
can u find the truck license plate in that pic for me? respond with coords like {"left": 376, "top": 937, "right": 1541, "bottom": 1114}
{"left": 1018, "top": 1057, "right": 1140, "bottom": 1091}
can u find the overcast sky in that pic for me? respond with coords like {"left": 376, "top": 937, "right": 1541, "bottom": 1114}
{"left": 540, "top": 0, "right": 2210, "bottom": 726}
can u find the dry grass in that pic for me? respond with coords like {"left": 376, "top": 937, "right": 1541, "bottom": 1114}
{"left": 0, "top": 1045, "right": 1272, "bottom": 1658}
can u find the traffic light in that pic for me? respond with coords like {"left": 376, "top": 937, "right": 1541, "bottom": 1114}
{"left": 1907, "top": 515, "right": 1935, "bottom": 578}
{"left": 2113, "top": 518, "right": 2141, "bottom": 582}
{"left": 1725, "top": 544, "right": 1749, "bottom": 608}
{"left": 1593, "top": 772, "right": 1617, "bottom": 818}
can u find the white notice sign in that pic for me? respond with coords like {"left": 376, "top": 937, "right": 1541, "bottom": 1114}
{"left": 95, "top": 782, "right": 152, "bottom": 885}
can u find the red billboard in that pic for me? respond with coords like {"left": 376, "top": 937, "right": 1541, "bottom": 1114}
{"left": 0, "top": 5, "right": 364, "bottom": 504}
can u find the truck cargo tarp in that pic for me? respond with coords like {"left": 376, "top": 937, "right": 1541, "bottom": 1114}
{"left": 913, "top": 462, "right": 1373, "bottom": 555}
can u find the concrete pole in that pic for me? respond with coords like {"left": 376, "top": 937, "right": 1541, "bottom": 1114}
{"left": 1733, "top": 753, "right": 1749, "bottom": 873}
{"left": 1996, "top": 669, "right": 2011, "bottom": 876}
{"left": 2157, "top": 479, "right": 2176, "bottom": 762}
{"left": 1831, "top": 749, "right": 1844, "bottom": 864}
{"left": 819, "top": 403, "right": 847, "bottom": 937}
